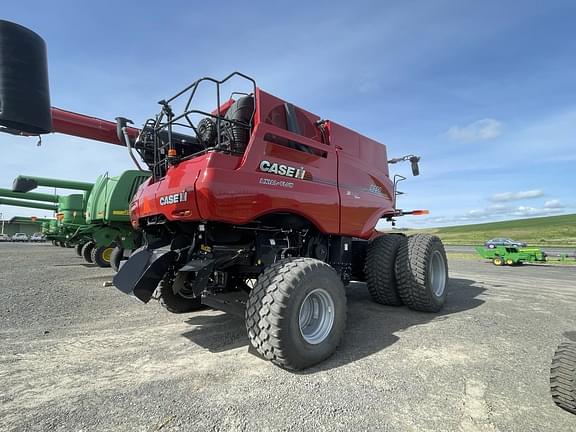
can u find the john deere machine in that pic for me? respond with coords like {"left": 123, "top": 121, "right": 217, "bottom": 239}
{"left": 6, "top": 170, "right": 150, "bottom": 270}
{"left": 67, "top": 170, "right": 150, "bottom": 268}
{"left": 0, "top": 185, "right": 87, "bottom": 247}
{"left": 476, "top": 245, "right": 547, "bottom": 266}
{"left": 0, "top": 20, "right": 449, "bottom": 370}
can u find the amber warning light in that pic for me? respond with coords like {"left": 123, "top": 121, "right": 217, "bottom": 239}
{"left": 408, "top": 209, "right": 430, "bottom": 216}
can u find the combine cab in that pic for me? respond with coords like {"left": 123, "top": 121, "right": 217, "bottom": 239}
{"left": 0, "top": 20, "right": 450, "bottom": 370}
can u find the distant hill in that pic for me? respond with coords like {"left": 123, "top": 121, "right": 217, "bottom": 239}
{"left": 423, "top": 214, "right": 576, "bottom": 247}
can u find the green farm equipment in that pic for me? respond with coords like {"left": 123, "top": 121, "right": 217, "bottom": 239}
{"left": 15, "top": 171, "right": 151, "bottom": 269}
{"left": 10, "top": 216, "right": 52, "bottom": 224}
{"left": 0, "top": 197, "right": 60, "bottom": 243}
{"left": 0, "top": 187, "right": 87, "bottom": 247}
{"left": 476, "top": 245, "right": 547, "bottom": 266}
{"left": 12, "top": 175, "right": 97, "bottom": 252}
{"left": 0, "top": 197, "right": 57, "bottom": 212}
{"left": 71, "top": 170, "right": 150, "bottom": 269}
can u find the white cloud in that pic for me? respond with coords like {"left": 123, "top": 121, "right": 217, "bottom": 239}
{"left": 445, "top": 118, "right": 503, "bottom": 142}
{"left": 408, "top": 203, "right": 565, "bottom": 227}
{"left": 544, "top": 199, "right": 564, "bottom": 209}
{"left": 490, "top": 189, "right": 544, "bottom": 202}
{"left": 511, "top": 206, "right": 561, "bottom": 217}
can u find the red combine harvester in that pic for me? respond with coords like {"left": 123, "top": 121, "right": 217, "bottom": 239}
{"left": 0, "top": 20, "right": 448, "bottom": 369}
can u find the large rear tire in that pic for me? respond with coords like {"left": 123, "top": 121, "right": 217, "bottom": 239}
{"left": 158, "top": 280, "right": 204, "bottom": 314}
{"left": 91, "top": 245, "right": 114, "bottom": 268}
{"left": 365, "top": 235, "right": 404, "bottom": 306}
{"left": 395, "top": 234, "right": 448, "bottom": 312}
{"left": 245, "top": 257, "right": 347, "bottom": 370}
{"left": 551, "top": 342, "right": 576, "bottom": 415}
{"left": 81, "top": 241, "right": 96, "bottom": 264}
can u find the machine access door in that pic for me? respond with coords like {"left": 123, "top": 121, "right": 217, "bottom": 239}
{"left": 332, "top": 122, "right": 396, "bottom": 239}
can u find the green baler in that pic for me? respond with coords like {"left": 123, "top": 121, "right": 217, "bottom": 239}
{"left": 476, "top": 245, "right": 547, "bottom": 266}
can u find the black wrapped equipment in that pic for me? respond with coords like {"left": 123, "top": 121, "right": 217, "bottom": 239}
{"left": 0, "top": 20, "right": 52, "bottom": 134}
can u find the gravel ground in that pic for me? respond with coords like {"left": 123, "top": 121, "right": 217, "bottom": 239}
{"left": 1, "top": 243, "right": 575, "bottom": 431}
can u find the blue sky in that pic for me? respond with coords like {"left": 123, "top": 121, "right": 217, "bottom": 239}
{"left": 1, "top": 0, "right": 575, "bottom": 227}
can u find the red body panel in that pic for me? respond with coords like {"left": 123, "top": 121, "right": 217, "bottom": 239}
{"left": 131, "top": 89, "right": 397, "bottom": 239}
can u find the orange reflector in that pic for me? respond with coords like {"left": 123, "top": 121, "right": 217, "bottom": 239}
{"left": 31, "top": 216, "right": 37, "bottom": 222}
{"left": 173, "top": 210, "right": 191, "bottom": 217}
{"left": 56, "top": 213, "right": 64, "bottom": 221}
{"left": 168, "top": 148, "right": 177, "bottom": 157}
{"left": 411, "top": 209, "right": 430, "bottom": 216}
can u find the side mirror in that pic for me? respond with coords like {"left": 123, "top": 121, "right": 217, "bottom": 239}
{"left": 409, "top": 156, "right": 420, "bottom": 176}
{"left": 388, "top": 154, "right": 421, "bottom": 176}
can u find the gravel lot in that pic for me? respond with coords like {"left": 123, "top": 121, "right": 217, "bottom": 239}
{"left": 1, "top": 243, "right": 575, "bottom": 431}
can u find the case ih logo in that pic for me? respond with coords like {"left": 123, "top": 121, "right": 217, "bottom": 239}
{"left": 259, "top": 160, "right": 306, "bottom": 179}
{"left": 159, "top": 191, "right": 188, "bottom": 206}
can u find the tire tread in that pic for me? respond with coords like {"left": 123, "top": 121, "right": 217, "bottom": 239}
{"left": 551, "top": 342, "right": 576, "bottom": 414}
{"left": 395, "top": 234, "right": 447, "bottom": 312}
{"left": 245, "top": 257, "right": 346, "bottom": 370}
{"left": 365, "top": 235, "right": 403, "bottom": 306}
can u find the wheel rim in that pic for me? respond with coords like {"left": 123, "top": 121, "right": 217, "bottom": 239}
{"left": 298, "top": 288, "right": 335, "bottom": 345}
{"left": 102, "top": 247, "right": 114, "bottom": 263}
{"left": 429, "top": 250, "right": 447, "bottom": 296}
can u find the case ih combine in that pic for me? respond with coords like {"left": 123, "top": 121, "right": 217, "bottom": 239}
{"left": 0, "top": 20, "right": 448, "bottom": 369}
